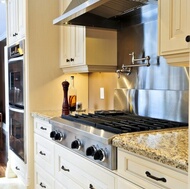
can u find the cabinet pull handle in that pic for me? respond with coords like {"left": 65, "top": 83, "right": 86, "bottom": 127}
{"left": 61, "top": 165, "right": 70, "bottom": 172}
{"left": 66, "top": 59, "right": 70, "bottom": 62}
{"left": 39, "top": 151, "right": 46, "bottom": 156}
{"left": 185, "top": 35, "right": 190, "bottom": 42}
{"left": 70, "top": 58, "right": 74, "bottom": 62}
{"left": 145, "top": 171, "right": 167, "bottom": 183}
{"left": 15, "top": 166, "right": 20, "bottom": 171}
{"left": 40, "top": 182, "right": 46, "bottom": 188}
{"left": 13, "top": 33, "right": 18, "bottom": 37}
{"left": 40, "top": 126, "right": 47, "bottom": 130}
{"left": 89, "top": 184, "right": 95, "bottom": 189}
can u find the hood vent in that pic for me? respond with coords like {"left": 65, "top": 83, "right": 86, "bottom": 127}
{"left": 53, "top": 0, "right": 157, "bottom": 29}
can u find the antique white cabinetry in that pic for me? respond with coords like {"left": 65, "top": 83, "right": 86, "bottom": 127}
{"left": 117, "top": 148, "right": 188, "bottom": 189}
{"left": 158, "top": 0, "right": 190, "bottom": 66}
{"left": 34, "top": 118, "right": 116, "bottom": 189}
{"left": 9, "top": 150, "right": 27, "bottom": 185}
{"left": 117, "top": 177, "right": 142, "bottom": 189}
{"left": 59, "top": 0, "right": 117, "bottom": 73}
{"left": 34, "top": 118, "right": 54, "bottom": 189}
{"left": 7, "top": 0, "right": 25, "bottom": 45}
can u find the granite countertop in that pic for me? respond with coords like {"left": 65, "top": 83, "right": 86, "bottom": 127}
{"left": 31, "top": 110, "right": 61, "bottom": 121}
{"left": 112, "top": 128, "right": 188, "bottom": 172}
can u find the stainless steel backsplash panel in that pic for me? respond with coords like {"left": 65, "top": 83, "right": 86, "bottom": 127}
{"left": 114, "top": 89, "right": 188, "bottom": 122}
{"left": 115, "top": 8, "right": 189, "bottom": 123}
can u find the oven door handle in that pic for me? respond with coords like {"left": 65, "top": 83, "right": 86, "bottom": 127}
{"left": 8, "top": 56, "right": 24, "bottom": 62}
{"left": 9, "top": 107, "right": 24, "bottom": 113}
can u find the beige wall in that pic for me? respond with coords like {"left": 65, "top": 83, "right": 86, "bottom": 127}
{"left": 30, "top": 70, "right": 117, "bottom": 113}
{"left": 88, "top": 72, "right": 117, "bottom": 111}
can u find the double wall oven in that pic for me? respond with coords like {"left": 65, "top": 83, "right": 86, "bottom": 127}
{"left": 8, "top": 40, "right": 26, "bottom": 163}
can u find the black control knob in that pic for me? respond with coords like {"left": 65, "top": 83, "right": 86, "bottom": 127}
{"left": 185, "top": 35, "right": 190, "bottom": 42}
{"left": 50, "top": 131, "right": 63, "bottom": 141}
{"left": 54, "top": 132, "right": 63, "bottom": 141}
{"left": 50, "top": 131, "right": 56, "bottom": 139}
{"left": 86, "top": 146, "right": 97, "bottom": 156}
{"left": 71, "top": 139, "right": 82, "bottom": 150}
{"left": 94, "top": 149, "right": 106, "bottom": 161}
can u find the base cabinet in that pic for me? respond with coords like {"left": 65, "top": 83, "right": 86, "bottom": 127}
{"left": 117, "top": 177, "right": 142, "bottom": 189}
{"left": 35, "top": 164, "right": 54, "bottom": 189}
{"left": 9, "top": 150, "right": 27, "bottom": 185}
{"left": 117, "top": 148, "right": 188, "bottom": 189}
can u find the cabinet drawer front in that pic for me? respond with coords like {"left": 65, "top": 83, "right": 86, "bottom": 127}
{"left": 34, "top": 134, "right": 54, "bottom": 176}
{"left": 117, "top": 177, "right": 142, "bottom": 189}
{"left": 35, "top": 164, "right": 54, "bottom": 189}
{"left": 55, "top": 145, "right": 115, "bottom": 189}
{"left": 118, "top": 149, "right": 187, "bottom": 189}
{"left": 10, "top": 150, "right": 27, "bottom": 185}
{"left": 34, "top": 118, "right": 52, "bottom": 139}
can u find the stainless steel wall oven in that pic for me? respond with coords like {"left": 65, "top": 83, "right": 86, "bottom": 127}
{"left": 8, "top": 40, "right": 26, "bottom": 163}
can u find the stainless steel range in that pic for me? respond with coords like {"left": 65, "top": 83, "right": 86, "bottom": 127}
{"left": 49, "top": 111, "right": 187, "bottom": 170}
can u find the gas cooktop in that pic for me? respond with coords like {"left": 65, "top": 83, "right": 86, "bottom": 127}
{"left": 50, "top": 111, "right": 188, "bottom": 170}
{"left": 61, "top": 111, "right": 188, "bottom": 134}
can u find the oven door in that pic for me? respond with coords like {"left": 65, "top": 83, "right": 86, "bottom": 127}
{"left": 9, "top": 107, "right": 26, "bottom": 163}
{"left": 8, "top": 56, "right": 24, "bottom": 108}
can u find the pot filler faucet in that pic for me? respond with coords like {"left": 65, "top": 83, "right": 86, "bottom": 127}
{"left": 116, "top": 52, "right": 150, "bottom": 78}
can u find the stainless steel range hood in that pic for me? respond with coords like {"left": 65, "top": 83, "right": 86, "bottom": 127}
{"left": 53, "top": 0, "right": 158, "bottom": 29}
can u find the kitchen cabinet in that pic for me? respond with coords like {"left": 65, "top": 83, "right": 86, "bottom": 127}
{"left": 117, "top": 177, "right": 142, "bottom": 189}
{"left": 35, "top": 164, "right": 54, "bottom": 189}
{"left": 7, "top": 0, "right": 25, "bottom": 45}
{"left": 34, "top": 118, "right": 54, "bottom": 188}
{"left": 59, "top": 0, "right": 117, "bottom": 73}
{"left": 117, "top": 148, "right": 188, "bottom": 189}
{"left": 158, "top": 0, "right": 190, "bottom": 66}
{"left": 9, "top": 150, "right": 27, "bottom": 185}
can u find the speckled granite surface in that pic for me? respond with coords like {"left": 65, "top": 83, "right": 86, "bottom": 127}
{"left": 112, "top": 128, "right": 188, "bottom": 172}
{"left": 31, "top": 110, "right": 61, "bottom": 121}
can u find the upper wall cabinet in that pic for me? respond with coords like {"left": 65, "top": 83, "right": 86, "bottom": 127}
{"left": 7, "top": 0, "right": 25, "bottom": 45}
{"left": 158, "top": 0, "right": 190, "bottom": 66}
{"left": 59, "top": 0, "right": 117, "bottom": 73}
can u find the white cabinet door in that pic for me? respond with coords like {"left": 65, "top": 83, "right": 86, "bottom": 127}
{"left": 7, "top": 0, "right": 25, "bottom": 45}
{"left": 59, "top": 0, "right": 85, "bottom": 69}
{"left": 7, "top": 0, "right": 16, "bottom": 43}
{"left": 158, "top": 0, "right": 190, "bottom": 66}
{"left": 35, "top": 164, "right": 54, "bottom": 189}
{"left": 9, "top": 150, "right": 27, "bottom": 185}
{"left": 60, "top": 25, "right": 85, "bottom": 68}
{"left": 34, "top": 134, "right": 54, "bottom": 176}
{"left": 117, "top": 177, "right": 142, "bottom": 189}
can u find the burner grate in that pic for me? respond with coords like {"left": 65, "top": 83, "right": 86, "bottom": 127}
{"left": 61, "top": 112, "right": 188, "bottom": 134}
